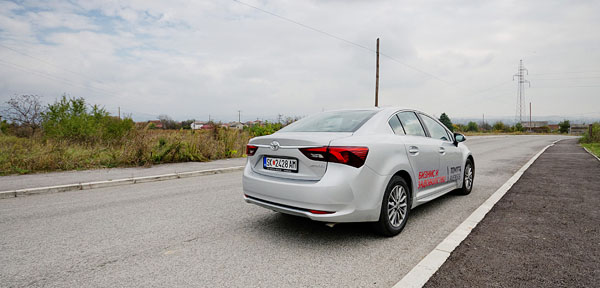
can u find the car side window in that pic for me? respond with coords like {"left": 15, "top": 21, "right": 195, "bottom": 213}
{"left": 388, "top": 115, "right": 405, "bottom": 135}
{"left": 397, "top": 112, "right": 426, "bottom": 137}
{"left": 421, "top": 115, "right": 450, "bottom": 141}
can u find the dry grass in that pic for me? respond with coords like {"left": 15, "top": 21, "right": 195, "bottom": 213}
{"left": 0, "top": 128, "right": 251, "bottom": 175}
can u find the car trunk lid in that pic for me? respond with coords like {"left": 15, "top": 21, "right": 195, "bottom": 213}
{"left": 248, "top": 132, "right": 352, "bottom": 180}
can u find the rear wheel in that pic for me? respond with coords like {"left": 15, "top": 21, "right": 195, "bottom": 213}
{"left": 456, "top": 159, "right": 474, "bottom": 195}
{"left": 373, "top": 176, "right": 411, "bottom": 237}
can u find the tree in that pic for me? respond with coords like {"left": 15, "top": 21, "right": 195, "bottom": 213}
{"left": 493, "top": 121, "right": 505, "bottom": 131}
{"left": 466, "top": 121, "right": 479, "bottom": 132}
{"left": 453, "top": 124, "right": 465, "bottom": 132}
{"left": 42, "top": 95, "right": 133, "bottom": 143}
{"left": 2, "top": 94, "right": 44, "bottom": 137}
{"left": 558, "top": 120, "right": 570, "bottom": 134}
{"left": 158, "top": 114, "right": 180, "bottom": 130}
{"left": 181, "top": 119, "right": 195, "bottom": 130}
{"left": 439, "top": 113, "right": 453, "bottom": 132}
{"left": 514, "top": 122, "right": 524, "bottom": 132}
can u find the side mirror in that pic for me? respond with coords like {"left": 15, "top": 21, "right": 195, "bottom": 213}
{"left": 454, "top": 133, "right": 466, "bottom": 146}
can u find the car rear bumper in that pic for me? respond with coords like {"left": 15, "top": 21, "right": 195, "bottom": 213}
{"left": 242, "top": 162, "right": 388, "bottom": 222}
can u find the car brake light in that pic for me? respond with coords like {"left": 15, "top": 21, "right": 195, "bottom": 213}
{"left": 299, "top": 146, "right": 369, "bottom": 168}
{"left": 246, "top": 145, "right": 258, "bottom": 156}
{"left": 309, "top": 209, "right": 335, "bottom": 214}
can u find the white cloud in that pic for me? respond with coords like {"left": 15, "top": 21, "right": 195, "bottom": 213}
{"left": 0, "top": 0, "right": 599, "bottom": 122}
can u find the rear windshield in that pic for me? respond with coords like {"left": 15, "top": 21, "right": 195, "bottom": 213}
{"left": 279, "top": 110, "right": 378, "bottom": 132}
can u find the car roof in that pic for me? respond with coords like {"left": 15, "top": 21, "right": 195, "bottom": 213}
{"left": 322, "top": 107, "right": 420, "bottom": 113}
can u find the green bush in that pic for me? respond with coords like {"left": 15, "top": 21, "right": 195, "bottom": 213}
{"left": 247, "top": 121, "right": 283, "bottom": 136}
{"left": 514, "top": 123, "right": 524, "bottom": 132}
{"left": 559, "top": 120, "right": 570, "bottom": 134}
{"left": 493, "top": 121, "right": 505, "bottom": 131}
{"left": 42, "top": 96, "right": 134, "bottom": 143}
{"left": 0, "top": 120, "right": 9, "bottom": 134}
{"left": 466, "top": 121, "right": 479, "bottom": 132}
{"left": 580, "top": 122, "right": 600, "bottom": 143}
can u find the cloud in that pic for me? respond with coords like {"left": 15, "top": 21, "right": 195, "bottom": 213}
{"left": 0, "top": 0, "right": 599, "bottom": 122}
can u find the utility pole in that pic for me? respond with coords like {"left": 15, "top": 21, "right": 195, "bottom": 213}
{"left": 529, "top": 102, "right": 532, "bottom": 132}
{"left": 208, "top": 114, "right": 211, "bottom": 122}
{"left": 118, "top": 107, "right": 120, "bottom": 120}
{"left": 375, "top": 38, "right": 380, "bottom": 107}
{"left": 238, "top": 110, "right": 241, "bottom": 123}
{"left": 277, "top": 114, "right": 283, "bottom": 124}
{"left": 513, "top": 59, "right": 531, "bottom": 123}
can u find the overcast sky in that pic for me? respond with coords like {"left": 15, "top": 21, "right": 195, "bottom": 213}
{"left": 1, "top": 0, "right": 599, "bottom": 122}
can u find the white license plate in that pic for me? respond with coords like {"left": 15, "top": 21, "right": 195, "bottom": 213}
{"left": 263, "top": 156, "right": 298, "bottom": 173}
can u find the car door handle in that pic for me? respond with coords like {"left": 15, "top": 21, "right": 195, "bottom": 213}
{"left": 439, "top": 147, "right": 446, "bottom": 154}
{"left": 408, "top": 146, "right": 419, "bottom": 154}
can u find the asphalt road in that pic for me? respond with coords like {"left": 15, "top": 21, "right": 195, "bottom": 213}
{"left": 0, "top": 135, "right": 576, "bottom": 287}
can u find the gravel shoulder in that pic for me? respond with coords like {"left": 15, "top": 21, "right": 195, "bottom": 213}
{"left": 425, "top": 138, "right": 600, "bottom": 287}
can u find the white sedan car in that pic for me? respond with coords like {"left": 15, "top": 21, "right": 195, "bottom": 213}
{"left": 242, "top": 108, "right": 474, "bottom": 236}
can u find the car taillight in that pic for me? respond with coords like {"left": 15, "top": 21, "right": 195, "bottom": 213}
{"left": 299, "top": 146, "right": 369, "bottom": 168}
{"left": 246, "top": 145, "right": 258, "bottom": 156}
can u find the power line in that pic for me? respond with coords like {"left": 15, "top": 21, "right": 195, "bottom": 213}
{"left": 0, "top": 58, "right": 121, "bottom": 97}
{"left": 529, "top": 70, "right": 600, "bottom": 76}
{"left": 464, "top": 80, "right": 513, "bottom": 98}
{"left": 0, "top": 59, "right": 160, "bottom": 119}
{"left": 530, "top": 85, "right": 600, "bottom": 88}
{"left": 0, "top": 43, "right": 111, "bottom": 87}
{"left": 528, "top": 76, "right": 600, "bottom": 80}
{"left": 232, "top": 0, "right": 452, "bottom": 84}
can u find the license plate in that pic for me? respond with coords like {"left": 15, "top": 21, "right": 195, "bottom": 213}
{"left": 263, "top": 156, "right": 298, "bottom": 173}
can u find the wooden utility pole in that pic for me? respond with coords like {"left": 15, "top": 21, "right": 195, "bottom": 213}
{"left": 375, "top": 38, "right": 380, "bottom": 107}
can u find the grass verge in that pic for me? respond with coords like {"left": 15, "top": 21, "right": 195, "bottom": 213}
{"left": 0, "top": 128, "right": 250, "bottom": 175}
{"left": 582, "top": 143, "right": 600, "bottom": 158}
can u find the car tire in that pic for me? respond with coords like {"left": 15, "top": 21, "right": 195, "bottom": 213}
{"left": 373, "top": 176, "right": 411, "bottom": 237}
{"left": 456, "top": 159, "right": 474, "bottom": 195}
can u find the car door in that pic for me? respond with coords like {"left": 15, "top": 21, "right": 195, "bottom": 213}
{"left": 395, "top": 111, "right": 441, "bottom": 199}
{"left": 418, "top": 114, "right": 461, "bottom": 191}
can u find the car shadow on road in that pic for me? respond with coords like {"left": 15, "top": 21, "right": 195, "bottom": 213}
{"left": 244, "top": 191, "right": 461, "bottom": 245}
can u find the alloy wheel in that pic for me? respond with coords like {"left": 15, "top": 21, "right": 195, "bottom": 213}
{"left": 387, "top": 185, "right": 408, "bottom": 228}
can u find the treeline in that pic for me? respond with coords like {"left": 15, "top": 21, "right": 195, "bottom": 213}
{"left": 0, "top": 95, "right": 256, "bottom": 175}
{"left": 437, "top": 113, "right": 571, "bottom": 134}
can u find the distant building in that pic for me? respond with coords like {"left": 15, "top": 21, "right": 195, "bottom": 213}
{"left": 245, "top": 120, "right": 262, "bottom": 126}
{"left": 190, "top": 121, "right": 207, "bottom": 130}
{"left": 521, "top": 121, "right": 550, "bottom": 132}
{"left": 200, "top": 124, "right": 215, "bottom": 130}
{"left": 147, "top": 120, "right": 163, "bottom": 129}
{"left": 548, "top": 124, "right": 559, "bottom": 132}
{"left": 229, "top": 122, "right": 245, "bottom": 130}
{"left": 570, "top": 124, "right": 589, "bottom": 135}
{"left": 522, "top": 121, "right": 548, "bottom": 128}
